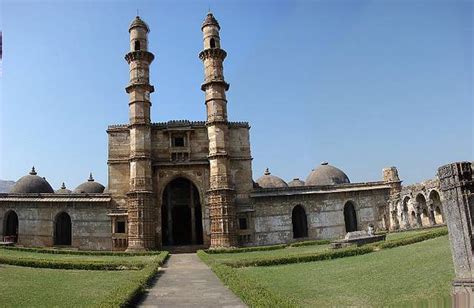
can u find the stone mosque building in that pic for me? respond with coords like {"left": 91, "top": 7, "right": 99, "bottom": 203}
{"left": 0, "top": 13, "right": 446, "bottom": 251}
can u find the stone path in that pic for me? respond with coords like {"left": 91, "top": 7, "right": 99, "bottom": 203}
{"left": 139, "top": 253, "right": 247, "bottom": 308}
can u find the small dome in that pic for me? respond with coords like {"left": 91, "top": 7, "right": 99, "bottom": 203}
{"left": 306, "top": 162, "right": 350, "bottom": 186}
{"left": 202, "top": 12, "right": 220, "bottom": 30}
{"left": 73, "top": 173, "right": 105, "bottom": 194}
{"left": 288, "top": 178, "right": 305, "bottom": 187}
{"left": 10, "top": 167, "right": 54, "bottom": 194}
{"left": 129, "top": 16, "right": 150, "bottom": 33}
{"left": 256, "top": 168, "right": 288, "bottom": 189}
{"left": 55, "top": 182, "right": 72, "bottom": 194}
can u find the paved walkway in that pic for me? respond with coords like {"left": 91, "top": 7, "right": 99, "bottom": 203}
{"left": 139, "top": 253, "right": 247, "bottom": 308}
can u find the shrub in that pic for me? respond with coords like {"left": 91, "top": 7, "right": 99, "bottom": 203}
{"left": 289, "top": 239, "right": 330, "bottom": 247}
{"left": 223, "top": 245, "right": 375, "bottom": 268}
{"left": 0, "top": 255, "right": 147, "bottom": 270}
{"left": 376, "top": 228, "right": 448, "bottom": 250}
{"left": 0, "top": 246, "right": 162, "bottom": 256}
{"left": 198, "top": 250, "right": 298, "bottom": 307}
{"left": 204, "top": 244, "right": 287, "bottom": 254}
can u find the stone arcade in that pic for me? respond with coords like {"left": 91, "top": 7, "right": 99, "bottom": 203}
{"left": 0, "top": 14, "right": 448, "bottom": 251}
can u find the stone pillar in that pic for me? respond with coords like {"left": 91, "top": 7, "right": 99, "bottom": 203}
{"left": 199, "top": 12, "right": 237, "bottom": 248}
{"left": 427, "top": 200, "right": 436, "bottom": 225}
{"left": 190, "top": 183, "right": 196, "bottom": 245}
{"left": 437, "top": 161, "right": 473, "bottom": 302}
{"left": 383, "top": 167, "right": 402, "bottom": 231}
{"left": 125, "top": 16, "right": 156, "bottom": 251}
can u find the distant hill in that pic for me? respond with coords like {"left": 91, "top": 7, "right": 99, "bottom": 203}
{"left": 0, "top": 180, "right": 15, "bottom": 193}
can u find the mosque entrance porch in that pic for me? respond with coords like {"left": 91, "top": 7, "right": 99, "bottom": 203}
{"left": 161, "top": 178, "right": 204, "bottom": 246}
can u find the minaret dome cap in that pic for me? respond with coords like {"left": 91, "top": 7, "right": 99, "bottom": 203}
{"left": 201, "top": 12, "right": 220, "bottom": 30}
{"left": 129, "top": 16, "right": 150, "bottom": 33}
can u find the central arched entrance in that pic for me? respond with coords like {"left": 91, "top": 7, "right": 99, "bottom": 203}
{"left": 4, "top": 210, "right": 19, "bottom": 243}
{"left": 162, "top": 177, "right": 203, "bottom": 246}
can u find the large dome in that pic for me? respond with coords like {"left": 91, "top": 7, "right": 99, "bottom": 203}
{"left": 256, "top": 168, "right": 288, "bottom": 189}
{"left": 10, "top": 167, "right": 54, "bottom": 194}
{"left": 306, "top": 162, "right": 350, "bottom": 186}
{"left": 74, "top": 173, "right": 105, "bottom": 194}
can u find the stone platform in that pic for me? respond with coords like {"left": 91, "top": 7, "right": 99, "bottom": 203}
{"left": 331, "top": 231, "right": 386, "bottom": 249}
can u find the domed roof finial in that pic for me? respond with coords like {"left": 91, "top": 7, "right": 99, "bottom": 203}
{"left": 88, "top": 173, "right": 94, "bottom": 182}
{"left": 202, "top": 11, "right": 220, "bottom": 30}
{"left": 61, "top": 182, "right": 66, "bottom": 189}
{"left": 264, "top": 168, "right": 270, "bottom": 175}
{"left": 30, "top": 166, "right": 37, "bottom": 175}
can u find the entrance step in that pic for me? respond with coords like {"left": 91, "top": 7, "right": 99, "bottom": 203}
{"left": 163, "top": 245, "right": 208, "bottom": 254}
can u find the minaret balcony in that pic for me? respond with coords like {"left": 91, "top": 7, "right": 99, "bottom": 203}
{"left": 199, "top": 48, "right": 227, "bottom": 61}
{"left": 125, "top": 50, "right": 155, "bottom": 64}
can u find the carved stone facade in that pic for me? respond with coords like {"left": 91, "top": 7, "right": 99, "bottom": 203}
{"left": 0, "top": 13, "right": 456, "bottom": 251}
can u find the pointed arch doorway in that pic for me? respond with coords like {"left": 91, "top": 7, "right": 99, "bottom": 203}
{"left": 161, "top": 177, "right": 203, "bottom": 246}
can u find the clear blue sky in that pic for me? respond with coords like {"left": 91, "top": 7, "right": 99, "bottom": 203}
{"left": 0, "top": 0, "right": 472, "bottom": 190}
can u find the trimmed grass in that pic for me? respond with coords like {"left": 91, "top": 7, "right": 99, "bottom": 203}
{"left": 0, "top": 265, "right": 145, "bottom": 307}
{"left": 238, "top": 236, "right": 454, "bottom": 307}
{"left": 0, "top": 250, "right": 169, "bottom": 307}
{"left": 199, "top": 227, "right": 452, "bottom": 307}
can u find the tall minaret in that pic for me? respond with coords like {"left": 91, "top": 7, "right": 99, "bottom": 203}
{"left": 199, "top": 12, "right": 237, "bottom": 248}
{"left": 125, "top": 16, "right": 155, "bottom": 251}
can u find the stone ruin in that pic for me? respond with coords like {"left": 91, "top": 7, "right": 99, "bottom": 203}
{"left": 437, "top": 161, "right": 473, "bottom": 306}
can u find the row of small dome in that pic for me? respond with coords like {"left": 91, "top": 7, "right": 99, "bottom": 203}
{"left": 9, "top": 167, "right": 105, "bottom": 194}
{"left": 255, "top": 162, "right": 350, "bottom": 189}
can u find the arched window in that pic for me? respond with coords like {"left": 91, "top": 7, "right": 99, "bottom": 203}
{"left": 210, "top": 38, "right": 216, "bottom": 48}
{"left": 292, "top": 205, "right": 308, "bottom": 238}
{"left": 134, "top": 40, "right": 140, "bottom": 51}
{"left": 54, "top": 212, "right": 72, "bottom": 246}
{"left": 343, "top": 202, "right": 357, "bottom": 232}
{"left": 4, "top": 210, "right": 18, "bottom": 243}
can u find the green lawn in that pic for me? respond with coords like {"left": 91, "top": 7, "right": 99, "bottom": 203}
{"left": 0, "top": 265, "right": 148, "bottom": 307}
{"left": 237, "top": 236, "right": 454, "bottom": 307}
{"left": 0, "top": 249, "right": 168, "bottom": 307}
{"left": 385, "top": 227, "right": 445, "bottom": 241}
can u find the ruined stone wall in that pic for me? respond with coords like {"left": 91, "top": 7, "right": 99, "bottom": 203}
{"left": 397, "top": 177, "right": 445, "bottom": 229}
{"left": 250, "top": 187, "right": 390, "bottom": 246}
{"left": 0, "top": 199, "right": 112, "bottom": 250}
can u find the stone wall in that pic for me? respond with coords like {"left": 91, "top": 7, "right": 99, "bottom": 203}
{"left": 0, "top": 196, "right": 112, "bottom": 250}
{"left": 248, "top": 184, "right": 390, "bottom": 246}
{"left": 395, "top": 177, "right": 445, "bottom": 229}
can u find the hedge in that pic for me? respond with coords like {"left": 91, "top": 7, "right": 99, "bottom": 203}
{"left": 204, "top": 244, "right": 287, "bottom": 254}
{"left": 289, "top": 239, "right": 330, "bottom": 247}
{"left": 0, "top": 246, "right": 162, "bottom": 256}
{"left": 205, "top": 239, "right": 331, "bottom": 254}
{"left": 375, "top": 227, "right": 448, "bottom": 250}
{"left": 223, "top": 245, "right": 375, "bottom": 268}
{"left": 0, "top": 255, "right": 147, "bottom": 270}
{"left": 197, "top": 250, "right": 298, "bottom": 307}
{"left": 99, "top": 251, "right": 169, "bottom": 307}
